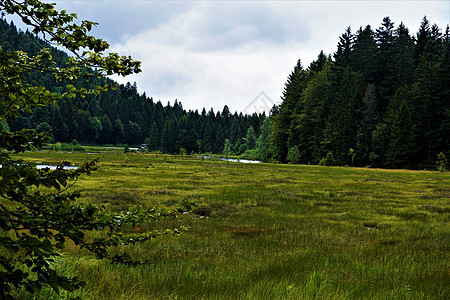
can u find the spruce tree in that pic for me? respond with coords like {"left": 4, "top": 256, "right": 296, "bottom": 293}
{"left": 385, "top": 87, "right": 416, "bottom": 168}
{"left": 391, "top": 22, "right": 415, "bottom": 87}
{"left": 412, "top": 22, "right": 443, "bottom": 165}
{"left": 244, "top": 126, "right": 257, "bottom": 150}
{"left": 145, "top": 122, "right": 160, "bottom": 151}
{"left": 416, "top": 16, "right": 431, "bottom": 61}
{"left": 255, "top": 118, "right": 272, "bottom": 161}
{"left": 323, "top": 67, "right": 364, "bottom": 165}
{"left": 436, "top": 25, "right": 450, "bottom": 156}
{"left": 375, "top": 16, "right": 396, "bottom": 112}
{"left": 296, "top": 63, "right": 332, "bottom": 164}
{"left": 351, "top": 25, "right": 378, "bottom": 82}
{"left": 222, "top": 138, "right": 233, "bottom": 158}
{"left": 271, "top": 59, "right": 308, "bottom": 162}
{"left": 357, "top": 83, "right": 380, "bottom": 165}
{"left": 334, "top": 26, "right": 354, "bottom": 68}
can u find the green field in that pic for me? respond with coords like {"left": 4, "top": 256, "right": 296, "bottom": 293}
{"left": 13, "top": 151, "right": 450, "bottom": 299}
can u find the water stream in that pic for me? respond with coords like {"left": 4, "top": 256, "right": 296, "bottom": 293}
{"left": 199, "top": 156, "right": 261, "bottom": 164}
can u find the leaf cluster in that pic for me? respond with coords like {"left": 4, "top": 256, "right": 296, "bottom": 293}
{"left": 0, "top": 1, "right": 192, "bottom": 298}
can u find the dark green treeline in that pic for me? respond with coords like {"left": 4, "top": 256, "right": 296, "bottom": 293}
{"left": 2, "top": 16, "right": 449, "bottom": 168}
{"left": 0, "top": 18, "right": 265, "bottom": 154}
{"left": 272, "top": 17, "right": 449, "bottom": 169}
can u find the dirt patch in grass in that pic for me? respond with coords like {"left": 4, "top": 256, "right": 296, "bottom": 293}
{"left": 226, "top": 225, "right": 266, "bottom": 236}
{"left": 364, "top": 178, "right": 400, "bottom": 183}
{"left": 149, "top": 190, "right": 176, "bottom": 196}
{"left": 314, "top": 202, "right": 333, "bottom": 206}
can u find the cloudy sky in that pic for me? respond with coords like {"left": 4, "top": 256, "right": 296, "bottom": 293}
{"left": 11, "top": 1, "right": 450, "bottom": 113}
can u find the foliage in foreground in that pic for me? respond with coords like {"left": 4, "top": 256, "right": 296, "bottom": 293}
{"left": 0, "top": 1, "right": 192, "bottom": 298}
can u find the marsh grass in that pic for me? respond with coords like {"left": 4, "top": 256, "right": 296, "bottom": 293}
{"left": 9, "top": 151, "right": 450, "bottom": 299}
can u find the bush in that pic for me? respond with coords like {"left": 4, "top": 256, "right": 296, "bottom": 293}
{"left": 286, "top": 146, "right": 301, "bottom": 164}
{"left": 69, "top": 139, "right": 83, "bottom": 151}
{"left": 241, "top": 149, "right": 258, "bottom": 160}
{"left": 436, "top": 152, "right": 448, "bottom": 172}
{"left": 49, "top": 140, "right": 84, "bottom": 152}
{"left": 319, "top": 152, "right": 335, "bottom": 166}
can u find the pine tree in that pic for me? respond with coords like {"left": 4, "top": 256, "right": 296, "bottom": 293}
{"left": 370, "top": 122, "right": 389, "bottom": 167}
{"left": 351, "top": 25, "right": 378, "bottom": 82}
{"left": 98, "top": 114, "right": 113, "bottom": 144}
{"left": 160, "top": 119, "right": 177, "bottom": 154}
{"left": 391, "top": 22, "right": 415, "bottom": 87}
{"left": 334, "top": 26, "right": 354, "bottom": 68}
{"left": 244, "top": 126, "right": 257, "bottom": 150}
{"left": 357, "top": 83, "right": 380, "bottom": 165}
{"left": 412, "top": 21, "right": 444, "bottom": 165}
{"left": 385, "top": 86, "right": 416, "bottom": 168}
{"left": 127, "top": 121, "right": 142, "bottom": 145}
{"left": 308, "top": 50, "right": 327, "bottom": 74}
{"left": 416, "top": 16, "right": 431, "bottom": 61}
{"left": 222, "top": 138, "right": 233, "bottom": 158}
{"left": 323, "top": 67, "right": 364, "bottom": 165}
{"left": 113, "top": 118, "right": 125, "bottom": 144}
{"left": 375, "top": 16, "right": 396, "bottom": 112}
{"left": 255, "top": 118, "right": 272, "bottom": 161}
{"left": 271, "top": 59, "right": 308, "bottom": 162}
{"left": 436, "top": 25, "right": 450, "bottom": 157}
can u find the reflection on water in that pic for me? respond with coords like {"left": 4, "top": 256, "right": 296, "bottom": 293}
{"left": 36, "top": 165, "right": 78, "bottom": 170}
{"left": 0, "top": 164, "right": 79, "bottom": 170}
{"left": 199, "top": 156, "right": 261, "bottom": 164}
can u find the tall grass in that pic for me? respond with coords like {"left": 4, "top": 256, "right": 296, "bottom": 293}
{"left": 9, "top": 151, "right": 450, "bottom": 299}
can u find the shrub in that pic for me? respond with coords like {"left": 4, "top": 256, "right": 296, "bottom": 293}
{"left": 436, "top": 152, "right": 448, "bottom": 172}
{"left": 286, "top": 146, "right": 301, "bottom": 164}
{"left": 319, "top": 152, "right": 335, "bottom": 166}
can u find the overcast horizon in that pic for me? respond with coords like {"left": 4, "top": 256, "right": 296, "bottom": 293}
{"left": 5, "top": 0, "right": 450, "bottom": 114}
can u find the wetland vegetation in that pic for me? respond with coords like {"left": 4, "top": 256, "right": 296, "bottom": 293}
{"left": 12, "top": 150, "right": 449, "bottom": 299}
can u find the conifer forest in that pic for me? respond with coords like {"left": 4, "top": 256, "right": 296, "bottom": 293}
{"left": 1, "top": 16, "right": 449, "bottom": 169}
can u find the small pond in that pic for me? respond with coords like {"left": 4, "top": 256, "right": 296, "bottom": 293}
{"left": 36, "top": 165, "right": 79, "bottom": 170}
{"left": 199, "top": 156, "right": 261, "bottom": 164}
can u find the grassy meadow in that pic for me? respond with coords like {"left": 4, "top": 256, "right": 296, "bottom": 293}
{"left": 12, "top": 151, "right": 450, "bottom": 299}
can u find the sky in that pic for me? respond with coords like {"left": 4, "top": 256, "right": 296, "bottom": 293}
{"left": 7, "top": 1, "right": 450, "bottom": 113}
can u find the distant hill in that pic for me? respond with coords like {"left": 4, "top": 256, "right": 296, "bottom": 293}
{"left": 1, "top": 18, "right": 266, "bottom": 154}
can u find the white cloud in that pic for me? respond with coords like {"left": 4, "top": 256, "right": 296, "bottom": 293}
{"left": 42, "top": 1, "right": 450, "bottom": 113}
{"left": 107, "top": 2, "right": 312, "bottom": 112}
